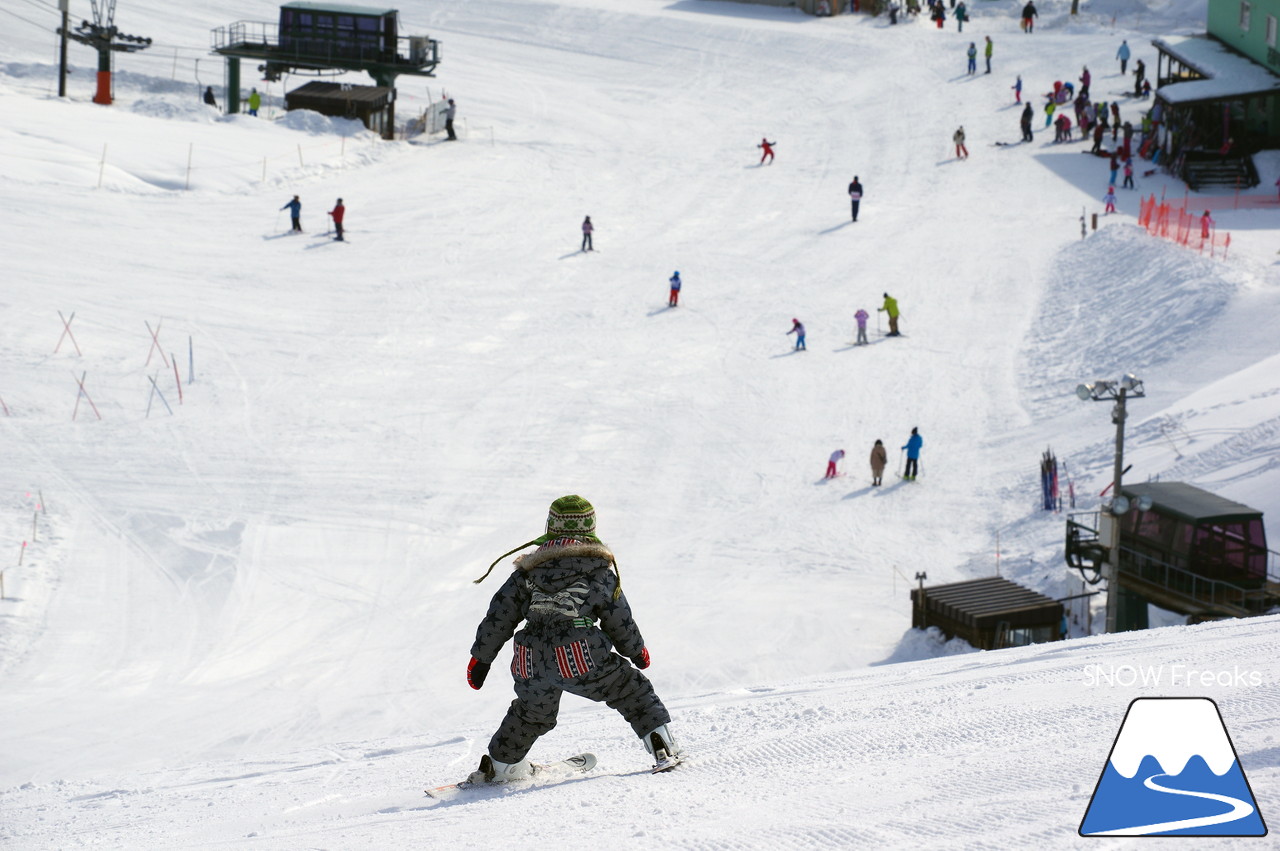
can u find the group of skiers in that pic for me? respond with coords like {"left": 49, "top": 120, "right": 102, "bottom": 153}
{"left": 786, "top": 293, "right": 900, "bottom": 352}
{"left": 278, "top": 195, "right": 345, "bottom": 241}
{"left": 825, "top": 428, "right": 923, "bottom": 484}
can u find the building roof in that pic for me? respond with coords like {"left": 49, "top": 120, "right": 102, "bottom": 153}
{"left": 281, "top": 2, "right": 397, "bottom": 16}
{"left": 1121, "top": 481, "right": 1261, "bottom": 523}
{"left": 919, "top": 576, "right": 1061, "bottom": 621}
{"left": 1154, "top": 35, "right": 1280, "bottom": 105}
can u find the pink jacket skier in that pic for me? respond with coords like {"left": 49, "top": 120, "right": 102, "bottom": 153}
{"left": 854, "top": 309, "right": 870, "bottom": 345}
{"left": 826, "top": 449, "right": 845, "bottom": 478}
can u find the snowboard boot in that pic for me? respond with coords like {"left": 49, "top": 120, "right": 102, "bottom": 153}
{"left": 470, "top": 754, "right": 534, "bottom": 784}
{"left": 642, "top": 724, "right": 682, "bottom": 773}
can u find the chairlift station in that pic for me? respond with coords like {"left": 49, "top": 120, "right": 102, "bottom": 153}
{"left": 211, "top": 2, "right": 441, "bottom": 138}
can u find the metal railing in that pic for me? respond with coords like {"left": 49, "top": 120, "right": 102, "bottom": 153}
{"left": 210, "top": 21, "right": 439, "bottom": 70}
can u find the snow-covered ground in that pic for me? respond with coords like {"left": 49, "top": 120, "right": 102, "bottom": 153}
{"left": 0, "top": 0, "right": 1277, "bottom": 846}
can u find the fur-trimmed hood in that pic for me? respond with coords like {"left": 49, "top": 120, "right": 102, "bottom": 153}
{"left": 515, "top": 538, "right": 614, "bottom": 574}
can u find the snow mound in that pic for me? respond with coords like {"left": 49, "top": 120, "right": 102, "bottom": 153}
{"left": 874, "top": 627, "right": 978, "bottom": 665}
{"left": 129, "top": 98, "right": 217, "bottom": 122}
{"left": 1021, "top": 224, "right": 1242, "bottom": 418}
{"left": 278, "top": 109, "right": 373, "bottom": 138}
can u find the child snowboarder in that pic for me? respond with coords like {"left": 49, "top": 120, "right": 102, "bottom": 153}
{"left": 758, "top": 137, "right": 776, "bottom": 165}
{"left": 668, "top": 271, "right": 681, "bottom": 307}
{"left": 466, "top": 495, "right": 681, "bottom": 781}
{"left": 953, "top": 126, "right": 969, "bottom": 160}
{"left": 787, "top": 318, "right": 806, "bottom": 350}
{"left": 1103, "top": 185, "right": 1117, "bottom": 214}
{"left": 902, "top": 427, "right": 923, "bottom": 480}
{"left": 826, "top": 449, "right": 845, "bottom": 479}
{"left": 581, "top": 216, "right": 594, "bottom": 251}
{"left": 281, "top": 195, "right": 302, "bottom": 232}
{"left": 870, "top": 439, "right": 887, "bottom": 486}
{"left": 854, "top": 308, "right": 870, "bottom": 345}
{"left": 879, "top": 292, "right": 901, "bottom": 336}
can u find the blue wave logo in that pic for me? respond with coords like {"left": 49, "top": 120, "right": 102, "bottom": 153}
{"left": 1080, "top": 697, "right": 1267, "bottom": 836}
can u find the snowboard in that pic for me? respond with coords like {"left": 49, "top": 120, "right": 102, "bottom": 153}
{"left": 425, "top": 753, "right": 597, "bottom": 799}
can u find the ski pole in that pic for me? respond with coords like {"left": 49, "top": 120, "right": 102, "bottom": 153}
{"left": 898, "top": 447, "right": 904, "bottom": 476}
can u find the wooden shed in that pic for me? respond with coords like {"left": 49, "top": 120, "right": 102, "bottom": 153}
{"left": 911, "top": 576, "right": 1063, "bottom": 650}
{"left": 284, "top": 81, "right": 394, "bottom": 138}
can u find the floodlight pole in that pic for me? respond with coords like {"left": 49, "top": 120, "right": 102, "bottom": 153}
{"left": 1077, "top": 376, "right": 1144, "bottom": 634}
{"left": 1106, "top": 386, "right": 1128, "bottom": 635}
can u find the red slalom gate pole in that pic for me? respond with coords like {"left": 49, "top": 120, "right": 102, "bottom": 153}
{"left": 171, "top": 352, "right": 182, "bottom": 404}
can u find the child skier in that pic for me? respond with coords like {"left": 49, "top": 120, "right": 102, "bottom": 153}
{"left": 787, "top": 318, "right": 806, "bottom": 350}
{"left": 758, "top": 137, "right": 776, "bottom": 165}
{"left": 1103, "top": 185, "right": 1117, "bottom": 214}
{"left": 1012, "top": 75, "right": 1022, "bottom": 104}
{"left": 466, "top": 495, "right": 681, "bottom": 781}
{"left": 668, "top": 271, "right": 681, "bottom": 307}
{"left": 870, "top": 439, "right": 887, "bottom": 486}
{"left": 281, "top": 195, "right": 302, "bottom": 232}
{"left": 826, "top": 449, "right": 845, "bottom": 479}
{"left": 854, "top": 308, "right": 870, "bottom": 345}
{"left": 902, "top": 428, "right": 923, "bottom": 480}
{"left": 953, "top": 126, "right": 969, "bottom": 160}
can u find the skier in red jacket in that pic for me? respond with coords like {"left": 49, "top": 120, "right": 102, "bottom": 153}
{"left": 758, "top": 137, "right": 776, "bottom": 165}
{"left": 328, "top": 198, "right": 345, "bottom": 242}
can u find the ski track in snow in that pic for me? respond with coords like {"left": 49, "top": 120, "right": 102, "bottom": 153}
{"left": 1, "top": 0, "right": 1279, "bottom": 846}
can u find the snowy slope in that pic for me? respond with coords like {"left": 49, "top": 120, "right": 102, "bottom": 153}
{"left": 1, "top": 0, "right": 1278, "bottom": 845}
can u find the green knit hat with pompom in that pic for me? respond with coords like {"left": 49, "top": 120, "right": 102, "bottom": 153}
{"left": 473, "top": 495, "right": 613, "bottom": 589}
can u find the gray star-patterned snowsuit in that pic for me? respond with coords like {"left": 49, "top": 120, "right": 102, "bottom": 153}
{"left": 470, "top": 538, "right": 671, "bottom": 764}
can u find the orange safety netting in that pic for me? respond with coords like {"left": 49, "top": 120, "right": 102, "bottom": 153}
{"left": 1136, "top": 194, "right": 1231, "bottom": 259}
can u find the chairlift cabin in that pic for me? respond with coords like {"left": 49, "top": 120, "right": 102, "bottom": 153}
{"left": 1066, "top": 481, "right": 1279, "bottom": 628}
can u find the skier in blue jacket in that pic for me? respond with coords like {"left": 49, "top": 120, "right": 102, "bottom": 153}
{"left": 902, "top": 427, "right": 923, "bottom": 480}
{"left": 281, "top": 195, "right": 302, "bottom": 232}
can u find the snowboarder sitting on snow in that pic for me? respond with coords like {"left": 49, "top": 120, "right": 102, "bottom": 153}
{"left": 668, "top": 271, "right": 681, "bottom": 307}
{"left": 826, "top": 449, "right": 845, "bottom": 479}
{"left": 466, "top": 495, "right": 681, "bottom": 782}
{"left": 787, "top": 318, "right": 806, "bottom": 350}
{"left": 902, "top": 427, "right": 923, "bottom": 480}
{"left": 878, "top": 292, "right": 901, "bottom": 336}
{"left": 758, "top": 137, "right": 777, "bottom": 165}
{"left": 281, "top": 195, "right": 302, "bottom": 232}
{"left": 203, "top": 85, "right": 217, "bottom": 109}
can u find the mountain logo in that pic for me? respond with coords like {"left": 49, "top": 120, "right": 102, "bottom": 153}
{"left": 1080, "top": 697, "right": 1268, "bottom": 837}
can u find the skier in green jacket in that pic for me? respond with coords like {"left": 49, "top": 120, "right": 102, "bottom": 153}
{"left": 879, "top": 293, "right": 901, "bottom": 337}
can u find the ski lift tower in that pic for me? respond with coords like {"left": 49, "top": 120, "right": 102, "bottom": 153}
{"left": 60, "top": 0, "right": 153, "bottom": 105}
{"left": 210, "top": 3, "right": 441, "bottom": 139}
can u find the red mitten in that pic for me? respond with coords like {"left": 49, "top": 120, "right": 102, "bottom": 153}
{"left": 632, "top": 647, "right": 651, "bottom": 670}
{"left": 467, "top": 657, "right": 490, "bottom": 690}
